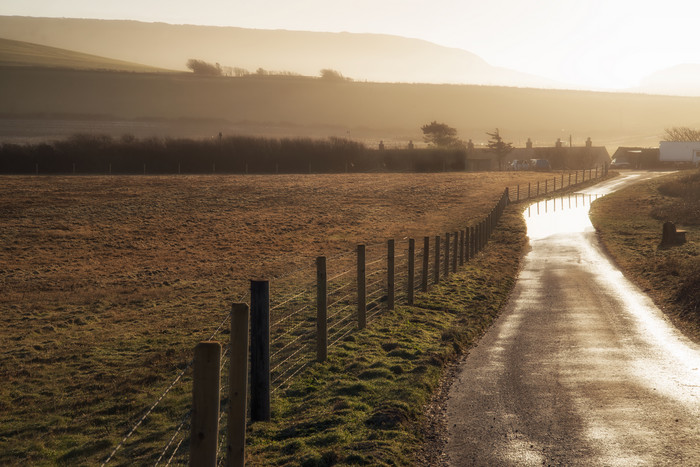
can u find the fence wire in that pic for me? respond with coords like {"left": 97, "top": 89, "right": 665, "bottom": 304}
{"left": 110, "top": 176, "right": 590, "bottom": 463}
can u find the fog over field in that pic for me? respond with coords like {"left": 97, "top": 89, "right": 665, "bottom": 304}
{"left": 1, "top": 16, "right": 700, "bottom": 148}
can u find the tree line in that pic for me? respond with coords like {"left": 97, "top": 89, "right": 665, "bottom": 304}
{"left": 0, "top": 135, "right": 466, "bottom": 174}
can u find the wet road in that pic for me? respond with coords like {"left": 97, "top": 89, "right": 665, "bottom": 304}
{"left": 446, "top": 172, "right": 700, "bottom": 466}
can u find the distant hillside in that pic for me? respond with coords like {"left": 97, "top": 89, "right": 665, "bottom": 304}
{"left": 637, "top": 64, "right": 700, "bottom": 96}
{"left": 0, "top": 16, "right": 559, "bottom": 88}
{"left": 0, "top": 37, "right": 170, "bottom": 72}
{"left": 2, "top": 66, "right": 699, "bottom": 150}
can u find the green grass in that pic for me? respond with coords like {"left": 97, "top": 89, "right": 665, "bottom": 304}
{"left": 590, "top": 170, "right": 700, "bottom": 342}
{"left": 245, "top": 206, "right": 526, "bottom": 465}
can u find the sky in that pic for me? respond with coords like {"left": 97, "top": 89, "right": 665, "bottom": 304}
{"left": 2, "top": 0, "right": 700, "bottom": 90}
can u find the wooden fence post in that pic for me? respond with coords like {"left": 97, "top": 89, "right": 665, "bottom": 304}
{"left": 357, "top": 245, "right": 366, "bottom": 329}
{"left": 528, "top": 182, "right": 531, "bottom": 199}
{"left": 316, "top": 256, "right": 327, "bottom": 362}
{"left": 465, "top": 228, "right": 471, "bottom": 262}
{"left": 227, "top": 304, "right": 249, "bottom": 467}
{"left": 422, "top": 236, "right": 429, "bottom": 292}
{"left": 545, "top": 179, "right": 548, "bottom": 194}
{"left": 576, "top": 171, "right": 578, "bottom": 184}
{"left": 452, "top": 232, "right": 458, "bottom": 273}
{"left": 250, "top": 280, "right": 270, "bottom": 422}
{"left": 517, "top": 184, "right": 520, "bottom": 201}
{"left": 444, "top": 232, "right": 450, "bottom": 276}
{"left": 190, "top": 341, "right": 221, "bottom": 467}
{"left": 459, "top": 230, "right": 465, "bottom": 267}
{"left": 387, "top": 240, "right": 395, "bottom": 310}
{"left": 408, "top": 239, "right": 415, "bottom": 305}
{"left": 434, "top": 235, "right": 441, "bottom": 284}
{"left": 537, "top": 181, "right": 540, "bottom": 196}
{"left": 561, "top": 173, "right": 564, "bottom": 189}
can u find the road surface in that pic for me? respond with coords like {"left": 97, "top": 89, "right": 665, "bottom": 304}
{"left": 446, "top": 172, "right": 700, "bottom": 466}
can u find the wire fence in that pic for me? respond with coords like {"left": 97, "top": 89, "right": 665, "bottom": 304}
{"left": 99, "top": 166, "right": 608, "bottom": 465}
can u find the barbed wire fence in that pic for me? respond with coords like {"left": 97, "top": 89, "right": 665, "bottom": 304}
{"left": 99, "top": 166, "right": 608, "bottom": 465}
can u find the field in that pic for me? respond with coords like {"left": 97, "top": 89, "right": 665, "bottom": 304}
{"left": 0, "top": 171, "right": 560, "bottom": 464}
{"left": 3, "top": 66, "right": 700, "bottom": 150}
{"left": 0, "top": 38, "right": 169, "bottom": 73}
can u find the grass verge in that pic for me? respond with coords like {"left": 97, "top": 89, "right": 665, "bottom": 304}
{"left": 590, "top": 170, "right": 700, "bottom": 343}
{"left": 245, "top": 205, "right": 527, "bottom": 465}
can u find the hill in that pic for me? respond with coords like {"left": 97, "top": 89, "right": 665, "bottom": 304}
{"left": 0, "top": 37, "right": 170, "bottom": 72}
{"left": 1, "top": 66, "right": 700, "bottom": 150}
{"left": 0, "top": 16, "right": 558, "bottom": 88}
{"left": 637, "top": 64, "right": 700, "bottom": 97}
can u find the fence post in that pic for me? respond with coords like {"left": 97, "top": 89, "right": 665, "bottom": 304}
{"left": 434, "top": 235, "right": 441, "bottom": 284}
{"left": 422, "top": 236, "right": 429, "bottom": 292}
{"left": 387, "top": 239, "right": 395, "bottom": 310}
{"left": 408, "top": 239, "right": 415, "bottom": 305}
{"left": 452, "top": 232, "right": 458, "bottom": 273}
{"left": 561, "top": 173, "right": 564, "bottom": 189}
{"left": 190, "top": 341, "right": 221, "bottom": 467}
{"left": 459, "top": 230, "right": 465, "bottom": 267}
{"left": 227, "top": 304, "right": 249, "bottom": 467}
{"left": 569, "top": 172, "right": 571, "bottom": 187}
{"left": 465, "top": 228, "right": 471, "bottom": 262}
{"left": 357, "top": 245, "right": 366, "bottom": 329}
{"left": 537, "top": 181, "right": 540, "bottom": 196}
{"left": 576, "top": 171, "right": 579, "bottom": 184}
{"left": 545, "top": 179, "right": 548, "bottom": 195}
{"left": 517, "top": 184, "right": 520, "bottom": 201}
{"left": 316, "top": 256, "right": 327, "bottom": 362}
{"left": 444, "top": 232, "right": 450, "bottom": 276}
{"left": 250, "top": 280, "right": 270, "bottom": 422}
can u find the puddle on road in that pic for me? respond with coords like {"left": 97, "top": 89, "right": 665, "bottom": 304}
{"left": 521, "top": 177, "right": 700, "bottom": 408}
{"left": 524, "top": 193, "right": 601, "bottom": 240}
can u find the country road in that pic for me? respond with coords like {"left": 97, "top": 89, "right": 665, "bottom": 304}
{"left": 446, "top": 172, "right": 700, "bottom": 466}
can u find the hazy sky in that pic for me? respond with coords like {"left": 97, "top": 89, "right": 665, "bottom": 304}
{"left": 3, "top": 0, "right": 700, "bottom": 90}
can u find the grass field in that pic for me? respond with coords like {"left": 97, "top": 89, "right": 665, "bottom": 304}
{"left": 0, "top": 38, "right": 169, "bottom": 73}
{"left": 590, "top": 170, "right": 700, "bottom": 343}
{"left": 0, "top": 171, "right": 572, "bottom": 464}
{"left": 2, "top": 65, "right": 699, "bottom": 149}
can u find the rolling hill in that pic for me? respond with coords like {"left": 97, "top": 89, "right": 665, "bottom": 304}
{"left": 1, "top": 64, "right": 699, "bottom": 150}
{"left": 0, "top": 16, "right": 698, "bottom": 150}
{"left": 0, "top": 15, "right": 558, "bottom": 88}
{"left": 0, "top": 37, "right": 170, "bottom": 72}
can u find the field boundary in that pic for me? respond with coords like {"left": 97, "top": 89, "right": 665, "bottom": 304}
{"left": 99, "top": 165, "right": 609, "bottom": 465}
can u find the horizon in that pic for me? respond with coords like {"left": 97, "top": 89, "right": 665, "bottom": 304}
{"left": 2, "top": 0, "right": 700, "bottom": 92}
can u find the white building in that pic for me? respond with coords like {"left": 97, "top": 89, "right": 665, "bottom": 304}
{"left": 659, "top": 141, "right": 700, "bottom": 166}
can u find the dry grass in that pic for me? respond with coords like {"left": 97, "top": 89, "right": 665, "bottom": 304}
{"left": 0, "top": 171, "right": 571, "bottom": 464}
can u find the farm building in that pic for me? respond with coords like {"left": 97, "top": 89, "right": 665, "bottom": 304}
{"left": 659, "top": 141, "right": 700, "bottom": 166}
{"left": 504, "top": 137, "right": 610, "bottom": 170}
{"left": 610, "top": 147, "right": 660, "bottom": 169}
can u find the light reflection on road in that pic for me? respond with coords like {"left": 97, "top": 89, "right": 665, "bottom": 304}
{"left": 446, "top": 171, "right": 700, "bottom": 466}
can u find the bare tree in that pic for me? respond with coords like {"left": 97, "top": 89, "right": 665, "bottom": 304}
{"left": 663, "top": 127, "right": 700, "bottom": 141}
